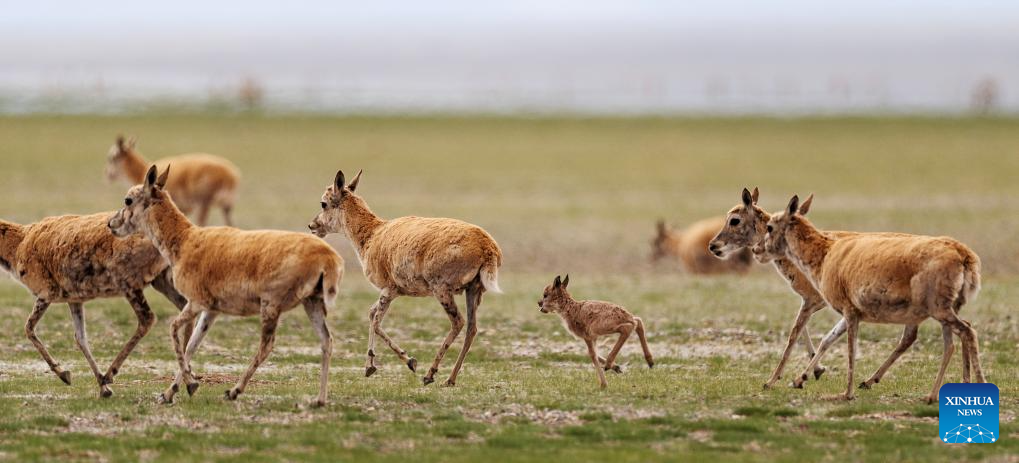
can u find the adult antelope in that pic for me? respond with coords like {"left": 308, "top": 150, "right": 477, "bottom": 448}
{"left": 106, "top": 135, "right": 240, "bottom": 226}
{"left": 759, "top": 194, "right": 983, "bottom": 402}
{"left": 309, "top": 170, "right": 502, "bottom": 387}
{"left": 110, "top": 166, "right": 342, "bottom": 406}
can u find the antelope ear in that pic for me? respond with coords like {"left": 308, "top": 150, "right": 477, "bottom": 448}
{"left": 334, "top": 170, "right": 345, "bottom": 191}
{"left": 144, "top": 165, "right": 158, "bottom": 191}
{"left": 553, "top": 275, "right": 562, "bottom": 288}
{"left": 799, "top": 194, "right": 814, "bottom": 215}
{"left": 751, "top": 187, "right": 760, "bottom": 204}
{"left": 156, "top": 165, "right": 170, "bottom": 189}
{"left": 562, "top": 274, "right": 569, "bottom": 288}
{"left": 741, "top": 188, "right": 753, "bottom": 206}
{"left": 656, "top": 219, "right": 667, "bottom": 235}
{"left": 348, "top": 169, "right": 363, "bottom": 192}
{"left": 787, "top": 195, "right": 800, "bottom": 216}
{"left": 126, "top": 136, "right": 137, "bottom": 149}
{"left": 116, "top": 135, "right": 126, "bottom": 151}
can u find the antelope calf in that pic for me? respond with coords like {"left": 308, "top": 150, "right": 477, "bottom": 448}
{"left": 0, "top": 213, "right": 186, "bottom": 398}
{"left": 537, "top": 275, "right": 654, "bottom": 389}
{"left": 106, "top": 135, "right": 240, "bottom": 226}
{"left": 109, "top": 166, "right": 343, "bottom": 406}
{"left": 761, "top": 194, "right": 983, "bottom": 402}
{"left": 309, "top": 169, "right": 502, "bottom": 387}
{"left": 652, "top": 217, "right": 752, "bottom": 274}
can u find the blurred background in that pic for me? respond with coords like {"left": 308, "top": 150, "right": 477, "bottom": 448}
{"left": 1, "top": 1, "right": 1017, "bottom": 277}
{"left": 2, "top": 0, "right": 1017, "bottom": 115}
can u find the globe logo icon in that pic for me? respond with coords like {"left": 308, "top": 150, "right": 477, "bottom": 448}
{"left": 943, "top": 425, "right": 996, "bottom": 443}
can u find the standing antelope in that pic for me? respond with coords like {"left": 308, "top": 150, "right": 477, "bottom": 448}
{"left": 0, "top": 213, "right": 187, "bottom": 398}
{"left": 760, "top": 194, "right": 983, "bottom": 402}
{"left": 309, "top": 169, "right": 502, "bottom": 387}
{"left": 537, "top": 275, "right": 654, "bottom": 388}
{"left": 651, "top": 217, "right": 752, "bottom": 274}
{"left": 109, "top": 166, "right": 343, "bottom": 406}
{"left": 106, "top": 135, "right": 241, "bottom": 226}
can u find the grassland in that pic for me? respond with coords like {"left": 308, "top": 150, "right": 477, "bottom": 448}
{"left": 0, "top": 115, "right": 1016, "bottom": 462}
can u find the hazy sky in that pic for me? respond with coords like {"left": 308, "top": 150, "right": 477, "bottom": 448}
{"left": 4, "top": 1, "right": 1017, "bottom": 32}
{"left": 3, "top": 1, "right": 1018, "bottom": 113}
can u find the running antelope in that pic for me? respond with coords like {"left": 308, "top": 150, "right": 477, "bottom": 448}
{"left": 109, "top": 166, "right": 343, "bottom": 406}
{"left": 309, "top": 169, "right": 502, "bottom": 387}
{"left": 537, "top": 275, "right": 654, "bottom": 388}
{"left": 0, "top": 213, "right": 186, "bottom": 398}
{"left": 712, "top": 188, "right": 932, "bottom": 390}
{"left": 709, "top": 188, "right": 835, "bottom": 385}
{"left": 760, "top": 194, "right": 983, "bottom": 402}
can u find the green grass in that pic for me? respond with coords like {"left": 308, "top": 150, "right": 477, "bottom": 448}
{"left": 0, "top": 114, "right": 1017, "bottom": 461}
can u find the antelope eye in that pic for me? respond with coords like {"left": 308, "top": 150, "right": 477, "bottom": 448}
{"left": 320, "top": 202, "right": 327, "bottom": 209}
{"left": 125, "top": 198, "right": 133, "bottom": 206}
{"left": 729, "top": 218, "right": 740, "bottom": 226}
{"left": 766, "top": 225, "right": 773, "bottom": 233}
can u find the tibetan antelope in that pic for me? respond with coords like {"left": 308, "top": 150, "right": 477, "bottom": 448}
{"left": 709, "top": 188, "right": 837, "bottom": 386}
{"left": 712, "top": 188, "right": 929, "bottom": 390}
{"left": 1, "top": 213, "right": 186, "bottom": 398}
{"left": 538, "top": 275, "right": 654, "bottom": 388}
{"left": 309, "top": 169, "right": 502, "bottom": 387}
{"left": 109, "top": 165, "right": 343, "bottom": 406}
{"left": 652, "top": 217, "right": 752, "bottom": 274}
{"left": 760, "top": 194, "right": 983, "bottom": 402}
{"left": 106, "top": 135, "right": 240, "bottom": 226}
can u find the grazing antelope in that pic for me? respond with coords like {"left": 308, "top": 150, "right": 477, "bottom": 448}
{"left": 0, "top": 213, "right": 187, "bottom": 398}
{"left": 760, "top": 194, "right": 983, "bottom": 402}
{"left": 652, "top": 217, "right": 752, "bottom": 274}
{"left": 109, "top": 166, "right": 343, "bottom": 406}
{"left": 106, "top": 135, "right": 240, "bottom": 226}
{"left": 309, "top": 169, "right": 502, "bottom": 387}
{"left": 537, "top": 275, "right": 654, "bottom": 389}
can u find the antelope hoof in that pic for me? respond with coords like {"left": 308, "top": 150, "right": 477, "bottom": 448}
{"left": 158, "top": 393, "right": 173, "bottom": 405}
{"left": 763, "top": 382, "right": 773, "bottom": 390}
{"left": 647, "top": 360, "right": 654, "bottom": 369}
{"left": 443, "top": 379, "right": 456, "bottom": 387}
{"left": 311, "top": 399, "right": 326, "bottom": 408}
{"left": 842, "top": 394, "right": 855, "bottom": 401}
{"left": 407, "top": 358, "right": 418, "bottom": 372}
{"left": 813, "top": 365, "right": 827, "bottom": 380}
{"left": 365, "top": 366, "right": 377, "bottom": 378}
{"left": 100, "top": 372, "right": 114, "bottom": 386}
{"left": 58, "top": 371, "right": 72, "bottom": 385}
{"left": 186, "top": 382, "right": 200, "bottom": 396}
{"left": 791, "top": 373, "right": 808, "bottom": 389}
{"left": 858, "top": 381, "right": 872, "bottom": 390}
{"left": 604, "top": 365, "right": 623, "bottom": 374}
{"left": 100, "top": 387, "right": 113, "bottom": 399}
{"left": 422, "top": 376, "right": 435, "bottom": 386}
{"left": 224, "top": 388, "right": 240, "bottom": 401}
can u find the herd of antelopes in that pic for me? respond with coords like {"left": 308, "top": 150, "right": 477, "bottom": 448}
{"left": 0, "top": 136, "right": 984, "bottom": 406}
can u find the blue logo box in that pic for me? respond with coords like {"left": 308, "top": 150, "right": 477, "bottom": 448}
{"left": 939, "top": 383, "right": 999, "bottom": 444}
